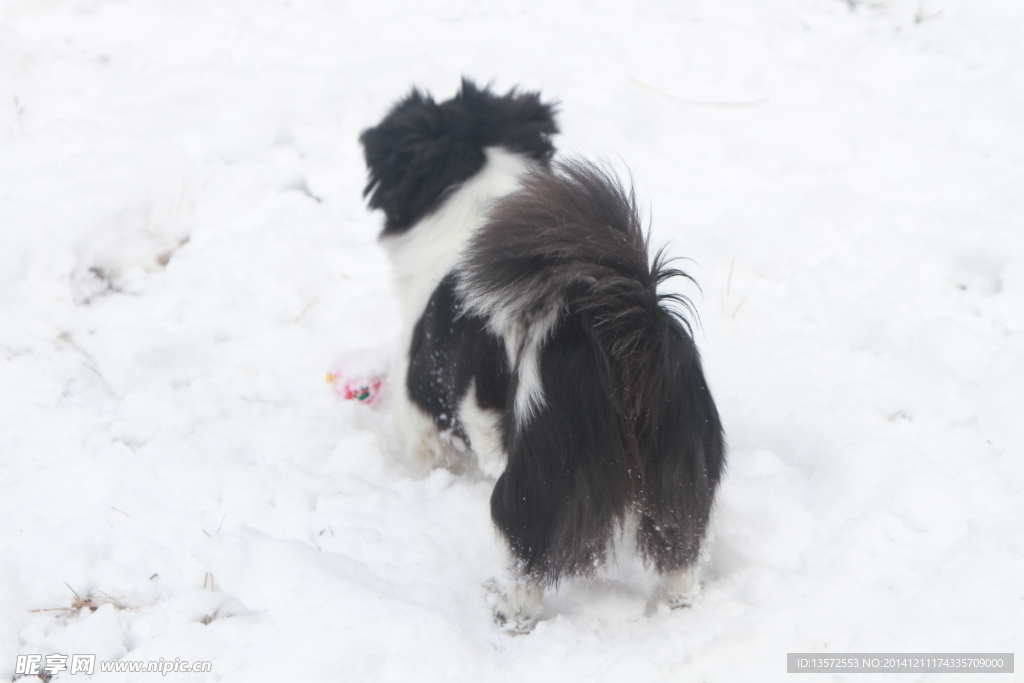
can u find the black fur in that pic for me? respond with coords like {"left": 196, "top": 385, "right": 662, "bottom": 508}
{"left": 462, "top": 162, "right": 725, "bottom": 583}
{"left": 406, "top": 273, "right": 510, "bottom": 443}
{"left": 360, "top": 79, "right": 558, "bottom": 235}
{"left": 490, "top": 310, "right": 635, "bottom": 580}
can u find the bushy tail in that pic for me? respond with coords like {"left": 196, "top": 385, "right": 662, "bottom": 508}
{"left": 459, "top": 160, "right": 725, "bottom": 583}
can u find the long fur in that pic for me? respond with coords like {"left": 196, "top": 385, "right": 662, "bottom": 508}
{"left": 459, "top": 162, "right": 724, "bottom": 582}
{"left": 360, "top": 78, "right": 558, "bottom": 235}
{"left": 360, "top": 80, "right": 725, "bottom": 624}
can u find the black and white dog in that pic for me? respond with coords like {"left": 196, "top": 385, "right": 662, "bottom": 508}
{"left": 360, "top": 80, "right": 725, "bottom": 633}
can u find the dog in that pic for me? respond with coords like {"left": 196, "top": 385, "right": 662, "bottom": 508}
{"left": 359, "top": 79, "right": 725, "bottom": 633}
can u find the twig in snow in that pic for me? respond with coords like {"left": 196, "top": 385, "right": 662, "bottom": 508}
{"left": 29, "top": 583, "right": 129, "bottom": 614}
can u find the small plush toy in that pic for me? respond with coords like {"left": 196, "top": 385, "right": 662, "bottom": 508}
{"left": 326, "top": 349, "right": 389, "bottom": 407}
{"left": 328, "top": 372, "right": 385, "bottom": 405}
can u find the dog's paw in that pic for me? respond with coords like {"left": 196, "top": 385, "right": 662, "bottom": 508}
{"left": 663, "top": 588, "right": 698, "bottom": 610}
{"left": 494, "top": 607, "right": 539, "bottom": 635}
{"left": 659, "top": 565, "right": 700, "bottom": 610}
{"left": 486, "top": 578, "right": 543, "bottom": 634}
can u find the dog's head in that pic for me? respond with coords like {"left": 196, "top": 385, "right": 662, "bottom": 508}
{"left": 359, "top": 78, "right": 558, "bottom": 235}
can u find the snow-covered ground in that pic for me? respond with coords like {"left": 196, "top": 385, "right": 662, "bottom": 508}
{"left": 2, "top": 0, "right": 1022, "bottom": 680}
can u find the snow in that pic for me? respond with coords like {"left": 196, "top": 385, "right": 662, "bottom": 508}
{"left": 2, "top": 0, "right": 1022, "bottom": 680}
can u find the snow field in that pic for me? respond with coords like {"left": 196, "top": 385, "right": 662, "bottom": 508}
{"left": 1, "top": 0, "right": 1022, "bottom": 681}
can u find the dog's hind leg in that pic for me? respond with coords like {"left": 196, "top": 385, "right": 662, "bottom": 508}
{"left": 660, "top": 563, "right": 700, "bottom": 609}
{"left": 391, "top": 361, "right": 461, "bottom": 472}
{"left": 637, "top": 508, "right": 706, "bottom": 608}
{"left": 488, "top": 313, "right": 633, "bottom": 632}
{"left": 458, "top": 380, "right": 506, "bottom": 479}
{"left": 492, "top": 562, "right": 544, "bottom": 634}
{"left": 635, "top": 320, "right": 726, "bottom": 609}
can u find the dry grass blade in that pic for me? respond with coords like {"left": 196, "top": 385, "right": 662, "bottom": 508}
{"left": 29, "top": 583, "right": 129, "bottom": 614}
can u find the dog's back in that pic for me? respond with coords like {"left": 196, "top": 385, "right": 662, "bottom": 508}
{"left": 360, "top": 81, "right": 724, "bottom": 632}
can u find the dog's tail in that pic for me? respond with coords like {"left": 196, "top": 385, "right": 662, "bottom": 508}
{"left": 458, "top": 160, "right": 725, "bottom": 584}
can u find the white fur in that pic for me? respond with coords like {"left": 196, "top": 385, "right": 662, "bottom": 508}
{"left": 381, "top": 147, "right": 536, "bottom": 469}
{"left": 456, "top": 272, "right": 564, "bottom": 425}
{"left": 508, "top": 307, "right": 560, "bottom": 424}
{"left": 661, "top": 564, "right": 699, "bottom": 608}
{"left": 457, "top": 381, "right": 505, "bottom": 478}
{"left": 495, "top": 553, "right": 544, "bottom": 633}
{"left": 381, "top": 147, "right": 537, "bottom": 332}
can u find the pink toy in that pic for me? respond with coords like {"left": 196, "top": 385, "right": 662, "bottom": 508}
{"left": 326, "top": 349, "right": 389, "bottom": 407}
{"left": 329, "top": 352, "right": 389, "bottom": 405}
{"left": 328, "top": 373, "right": 385, "bottom": 405}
